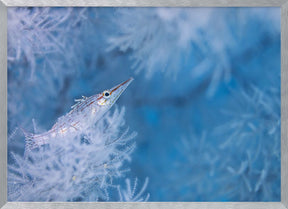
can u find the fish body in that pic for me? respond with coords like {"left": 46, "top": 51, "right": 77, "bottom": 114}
{"left": 24, "top": 77, "right": 134, "bottom": 152}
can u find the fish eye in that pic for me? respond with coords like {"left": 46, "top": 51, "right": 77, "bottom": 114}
{"left": 103, "top": 90, "right": 111, "bottom": 99}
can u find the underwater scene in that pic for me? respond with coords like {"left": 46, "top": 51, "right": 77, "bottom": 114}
{"left": 7, "top": 7, "right": 280, "bottom": 201}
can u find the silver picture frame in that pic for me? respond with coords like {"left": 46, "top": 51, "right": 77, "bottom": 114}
{"left": 0, "top": 0, "right": 287, "bottom": 208}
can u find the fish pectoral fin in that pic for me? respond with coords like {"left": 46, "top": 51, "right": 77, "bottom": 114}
{"left": 71, "top": 95, "right": 88, "bottom": 110}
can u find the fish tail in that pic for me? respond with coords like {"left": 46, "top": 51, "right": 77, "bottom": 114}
{"left": 21, "top": 128, "right": 38, "bottom": 155}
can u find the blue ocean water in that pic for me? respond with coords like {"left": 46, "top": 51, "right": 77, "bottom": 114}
{"left": 7, "top": 7, "right": 280, "bottom": 201}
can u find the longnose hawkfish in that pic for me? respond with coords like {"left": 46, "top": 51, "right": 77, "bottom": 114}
{"left": 23, "top": 77, "right": 134, "bottom": 152}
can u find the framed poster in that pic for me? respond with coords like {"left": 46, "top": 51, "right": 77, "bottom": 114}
{"left": 0, "top": 0, "right": 288, "bottom": 209}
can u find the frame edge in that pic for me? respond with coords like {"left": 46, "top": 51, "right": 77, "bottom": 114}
{"left": 0, "top": 0, "right": 7, "bottom": 6}
{"left": 0, "top": 1, "right": 7, "bottom": 208}
{"left": 1, "top": 0, "right": 288, "bottom": 7}
{"left": 282, "top": 1, "right": 288, "bottom": 208}
{"left": 0, "top": 1, "right": 287, "bottom": 209}
{"left": 1, "top": 202, "right": 288, "bottom": 209}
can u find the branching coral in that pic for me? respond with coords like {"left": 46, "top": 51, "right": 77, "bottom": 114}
{"left": 8, "top": 107, "right": 150, "bottom": 201}
{"left": 215, "top": 87, "right": 280, "bottom": 201}
{"left": 8, "top": 7, "right": 87, "bottom": 79}
{"left": 117, "top": 177, "right": 150, "bottom": 202}
{"left": 108, "top": 8, "right": 280, "bottom": 97}
{"left": 7, "top": 7, "right": 88, "bottom": 131}
{"left": 107, "top": 8, "right": 210, "bottom": 78}
{"left": 173, "top": 86, "right": 280, "bottom": 201}
{"left": 170, "top": 132, "right": 221, "bottom": 201}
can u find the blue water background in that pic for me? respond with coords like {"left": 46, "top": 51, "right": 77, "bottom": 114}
{"left": 8, "top": 7, "right": 281, "bottom": 201}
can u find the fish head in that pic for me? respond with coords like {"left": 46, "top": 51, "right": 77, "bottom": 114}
{"left": 96, "top": 77, "right": 134, "bottom": 108}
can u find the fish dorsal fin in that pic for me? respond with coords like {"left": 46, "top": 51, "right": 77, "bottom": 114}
{"left": 71, "top": 95, "right": 88, "bottom": 110}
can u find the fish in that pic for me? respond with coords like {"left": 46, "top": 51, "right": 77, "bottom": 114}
{"left": 23, "top": 77, "right": 134, "bottom": 152}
